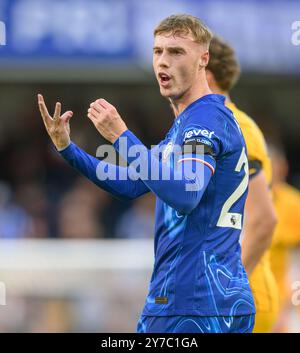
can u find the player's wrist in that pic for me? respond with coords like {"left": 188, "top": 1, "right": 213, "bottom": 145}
{"left": 112, "top": 129, "right": 131, "bottom": 146}
{"left": 109, "top": 128, "right": 128, "bottom": 144}
{"left": 55, "top": 140, "right": 71, "bottom": 152}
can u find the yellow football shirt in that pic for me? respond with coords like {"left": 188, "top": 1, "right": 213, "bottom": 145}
{"left": 270, "top": 183, "right": 300, "bottom": 306}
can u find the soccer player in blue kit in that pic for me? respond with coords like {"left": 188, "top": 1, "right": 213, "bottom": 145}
{"left": 38, "top": 14, "right": 255, "bottom": 333}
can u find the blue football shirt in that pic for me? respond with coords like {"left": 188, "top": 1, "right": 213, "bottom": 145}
{"left": 141, "top": 94, "right": 255, "bottom": 317}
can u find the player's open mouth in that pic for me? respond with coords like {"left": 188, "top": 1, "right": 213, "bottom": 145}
{"left": 158, "top": 72, "right": 172, "bottom": 87}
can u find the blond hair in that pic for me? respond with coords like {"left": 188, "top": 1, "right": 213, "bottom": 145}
{"left": 154, "top": 14, "right": 212, "bottom": 48}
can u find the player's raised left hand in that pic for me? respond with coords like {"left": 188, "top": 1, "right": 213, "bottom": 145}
{"left": 87, "top": 99, "right": 128, "bottom": 143}
{"left": 38, "top": 94, "right": 73, "bottom": 151}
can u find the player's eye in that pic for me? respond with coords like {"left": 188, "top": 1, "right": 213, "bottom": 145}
{"left": 170, "top": 49, "right": 184, "bottom": 55}
{"left": 153, "top": 49, "right": 162, "bottom": 55}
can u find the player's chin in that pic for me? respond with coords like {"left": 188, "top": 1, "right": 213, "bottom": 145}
{"left": 159, "top": 86, "right": 173, "bottom": 98}
{"left": 160, "top": 88, "right": 182, "bottom": 101}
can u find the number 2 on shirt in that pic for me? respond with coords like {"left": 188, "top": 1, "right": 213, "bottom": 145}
{"left": 217, "top": 147, "right": 249, "bottom": 229}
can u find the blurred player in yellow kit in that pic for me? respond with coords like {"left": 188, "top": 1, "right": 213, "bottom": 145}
{"left": 269, "top": 144, "right": 300, "bottom": 332}
{"left": 206, "top": 36, "right": 278, "bottom": 332}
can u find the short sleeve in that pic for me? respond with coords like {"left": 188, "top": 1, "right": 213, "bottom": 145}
{"left": 240, "top": 117, "right": 271, "bottom": 182}
{"left": 178, "top": 106, "right": 224, "bottom": 159}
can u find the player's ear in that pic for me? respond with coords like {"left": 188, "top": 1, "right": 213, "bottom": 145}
{"left": 199, "top": 50, "right": 209, "bottom": 69}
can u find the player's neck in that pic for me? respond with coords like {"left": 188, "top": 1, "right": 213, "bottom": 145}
{"left": 171, "top": 83, "right": 212, "bottom": 117}
{"left": 225, "top": 93, "right": 232, "bottom": 104}
{"left": 210, "top": 84, "right": 231, "bottom": 103}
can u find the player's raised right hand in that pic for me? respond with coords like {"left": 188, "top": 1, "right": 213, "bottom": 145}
{"left": 38, "top": 94, "right": 73, "bottom": 151}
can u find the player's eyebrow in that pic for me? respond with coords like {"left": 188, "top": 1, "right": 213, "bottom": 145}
{"left": 168, "top": 46, "right": 186, "bottom": 53}
{"left": 153, "top": 46, "right": 186, "bottom": 53}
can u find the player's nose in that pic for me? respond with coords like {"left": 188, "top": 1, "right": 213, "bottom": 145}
{"left": 157, "top": 52, "right": 170, "bottom": 68}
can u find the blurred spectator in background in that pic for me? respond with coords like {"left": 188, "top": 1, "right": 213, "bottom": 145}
{"left": 269, "top": 143, "right": 300, "bottom": 332}
{"left": 14, "top": 182, "right": 50, "bottom": 238}
{"left": 114, "top": 193, "right": 155, "bottom": 239}
{"left": 28, "top": 298, "right": 72, "bottom": 333}
{"left": 57, "top": 177, "right": 110, "bottom": 239}
{"left": 0, "top": 181, "right": 33, "bottom": 238}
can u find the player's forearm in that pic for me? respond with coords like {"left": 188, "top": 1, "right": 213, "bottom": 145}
{"left": 114, "top": 130, "right": 213, "bottom": 214}
{"left": 241, "top": 172, "right": 277, "bottom": 275}
{"left": 58, "top": 142, "right": 149, "bottom": 201}
{"left": 241, "top": 217, "right": 276, "bottom": 275}
{"left": 241, "top": 237, "right": 268, "bottom": 276}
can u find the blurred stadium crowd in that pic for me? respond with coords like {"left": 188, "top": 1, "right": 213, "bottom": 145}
{"left": 0, "top": 145, "right": 156, "bottom": 240}
{"left": 0, "top": 85, "right": 162, "bottom": 240}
